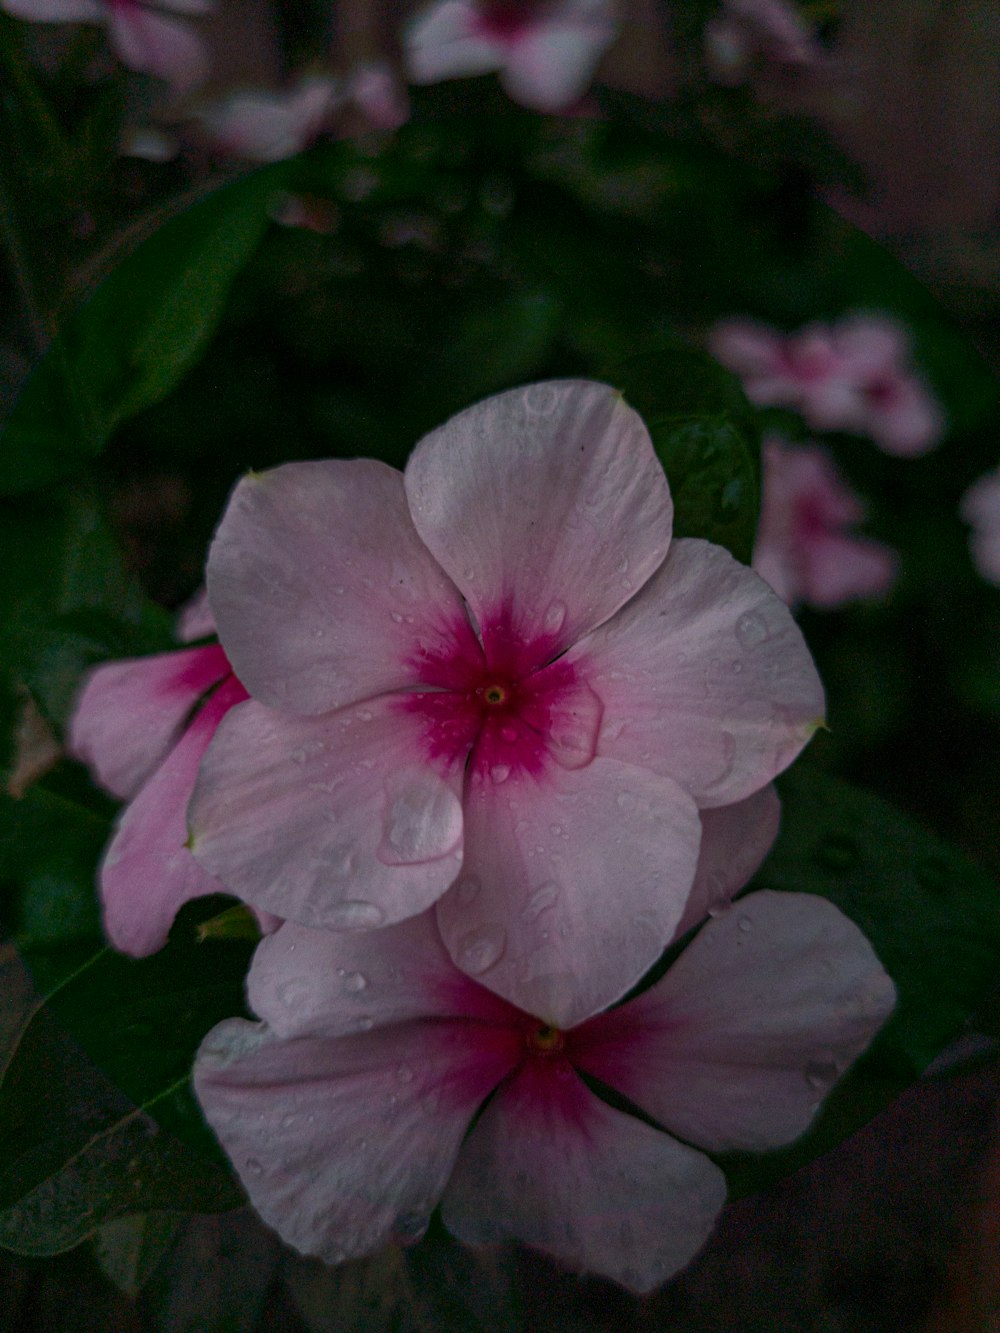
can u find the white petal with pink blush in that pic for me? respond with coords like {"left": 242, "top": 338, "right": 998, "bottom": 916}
{"left": 194, "top": 891, "right": 894, "bottom": 1290}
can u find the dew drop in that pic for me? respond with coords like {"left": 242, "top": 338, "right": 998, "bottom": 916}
{"left": 280, "top": 1113, "right": 298, "bottom": 1129}
{"left": 737, "top": 915, "right": 753, "bottom": 933}
{"left": 395, "top": 1209, "right": 430, "bottom": 1241}
{"left": 490, "top": 763, "right": 511, "bottom": 784}
{"left": 616, "top": 790, "right": 636, "bottom": 812}
{"left": 275, "top": 978, "right": 312, "bottom": 1010}
{"left": 342, "top": 971, "right": 368, "bottom": 993}
{"left": 326, "top": 900, "right": 386, "bottom": 929}
{"left": 245, "top": 1157, "right": 263, "bottom": 1176}
{"left": 457, "top": 923, "right": 507, "bottom": 974}
{"left": 544, "top": 600, "right": 567, "bottom": 633}
{"left": 354, "top": 1015, "right": 374, "bottom": 1031}
{"left": 378, "top": 771, "right": 463, "bottom": 865}
{"left": 735, "top": 610, "right": 769, "bottom": 648}
{"left": 804, "top": 1058, "right": 839, "bottom": 1089}
{"left": 521, "top": 882, "right": 560, "bottom": 922}
{"left": 390, "top": 611, "right": 403, "bottom": 624}
{"left": 397, "top": 1062, "right": 415, "bottom": 1083}
{"left": 325, "top": 843, "right": 356, "bottom": 878}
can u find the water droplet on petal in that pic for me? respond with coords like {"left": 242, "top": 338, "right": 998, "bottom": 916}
{"left": 342, "top": 971, "right": 368, "bottom": 993}
{"left": 490, "top": 763, "right": 511, "bottom": 784}
{"left": 457, "top": 923, "right": 506, "bottom": 975}
{"left": 326, "top": 900, "right": 386, "bottom": 929}
{"left": 499, "top": 724, "right": 519, "bottom": 745}
{"left": 804, "top": 1057, "right": 840, "bottom": 1089}
{"left": 544, "top": 600, "right": 567, "bottom": 633}
{"left": 735, "top": 610, "right": 769, "bottom": 648}
{"left": 354, "top": 1015, "right": 374, "bottom": 1031}
{"left": 616, "top": 790, "right": 636, "bottom": 812}
{"left": 521, "top": 882, "right": 560, "bottom": 922}
{"left": 397, "top": 1062, "right": 415, "bottom": 1083}
{"left": 737, "top": 915, "right": 753, "bottom": 933}
{"left": 395, "top": 1209, "right": 430, "bottom": 1242}
{"left": 378, "top": 770, "right": 463, "bottom": 865}
{"left": 245, "top": 1157, "right": 263, "bottom": 1176}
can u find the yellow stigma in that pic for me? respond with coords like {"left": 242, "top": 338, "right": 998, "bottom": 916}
{"left": 482, "top": 683, "right": 508, "bottom": 707}
{"left": 527, "top": 1023, "right": 564, "bottom": 1054}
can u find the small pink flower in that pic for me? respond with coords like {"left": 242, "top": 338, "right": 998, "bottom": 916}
{"left": 348, "top": 59, "right": 410, "bottom": 131}
{"left": 194, "top": 889, "right": 895, "bottom": 1290}
{"left": 68, "top": 590, "right": 258, "bottom": 956}
{"left": 196, "top": 75, "right": 342, "bottom": 163}
{"left": 404, "top": 0, "right": 618, "bottom": 113}
{"left": 704, "top": 0, "right": 823, "bottom": 87}
{"left": 710, "top": 314, "right": 944, "bottom": 456}
{"left": 1, "top": 0, "right": 213, "bottom": 97}
{"left": 960, "top": 467, "right": 1000, "bottom": 586}
{"left": 753, "top": 437, "right": 899, "bottom": 609}
{"left": 187, "top": 380, "right": 823, "bottom": 1026}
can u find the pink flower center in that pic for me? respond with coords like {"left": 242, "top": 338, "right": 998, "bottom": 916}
{"left": 524, "top": 1021, "right": 565, "bottom": 1055}
{"left": 401, "top": 608, "right": 603, "bottom": 788}
{"left": 472, "top": 1, "right": 537, "bottom": 41}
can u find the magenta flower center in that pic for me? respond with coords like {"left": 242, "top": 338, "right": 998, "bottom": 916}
{"left": 524, "top": 1021, "right": 565, "bottom": 1055}
{"left": 402, "top": 610, "right": 602, "bottom": 787}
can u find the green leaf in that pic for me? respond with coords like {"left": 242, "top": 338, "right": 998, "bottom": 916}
{"left": 0, "top": 165, "right": 287, "bottom": 496}
{"left": 608, "top": 344, "right": 761, "bottom": 562}
{"left": 718, "top": 763, "right": 1000, "bottom": 1197}
{"left": 0, "top": 924, "right": 253, "bottom": 1254}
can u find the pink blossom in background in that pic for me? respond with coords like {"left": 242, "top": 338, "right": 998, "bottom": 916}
{"left": 404, "top": 0, "right": 618, "bottom": 113}
{"left": 710, "top": 313, "right": 944, "bottom": 456}
{"left": 68, "top": 591, "right": 265, "bottom": 956}
{"left": 195, "top": 76, "right": 342, "bottom": 163}
{"left": 187, "top": 380, "right": 824, "bottom": 1027}
{"left": 194, "top": 890, "right": 894, "bottom": 1290}
{"left": 0, "top": 0, "right": 213, "bottom": 97}
{"left": 753, "top": 437, "right": 899, "bottom": 609}
{"left": 704, "top": 0, "right": 823, "bottom": 87}
{"left": 960, "top": 467, "right": 1000, "bottom": 586}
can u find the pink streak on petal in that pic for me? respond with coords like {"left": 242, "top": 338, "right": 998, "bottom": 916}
{"left": 442, "top": 1060, "right": 727, "bottom": 1293}
{"left": 248, "top": 912, "right": 519, "bottom": 1040}
{"left": 207, "top": 460, "right": 470, "bottom": 716}
{"left": 189, "top": 695, "right": 466, "bottom": 931}
{"left": 673, "top": 783, "right": 781, "bottom": 939}
{"left": 572, "top": 537, "right": 825, "bottom": 808}
{"left": 107, "top": 4, "right": 209, "bottom": 96}
{"left": 99, "top": 675, "right": 246, "bottom": 956}
{"left": 69, "top": 643, "right": 230, "bottom": 800}
{"left": 437, "top": 758, "right": 702, "bottom": 1028}
{"left": 194, "top": 1016, "right": 519, "bottom": 1265}
{"left": 573, "top": 890, "right": 896, "bottom": 1153}
{"left": 404, "top": 380, "right": 673, "bottom": 671}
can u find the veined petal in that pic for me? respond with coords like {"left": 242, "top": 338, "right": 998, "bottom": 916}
{"left": 442, "top": 1060, "right": 726, "bottom": 1294}
{"left": 194, "top": 1017, "right": 518, "bottom": 1264}
{"left": 673, "top": 784, "right": 781, "bottom": 939}
{"left": 107, "top": 5, "right": 209, "bottom": 96}
{"left": 573, "top": 890, "right": 896, "bottom": 1153}
{"left": 436, "top": 759, "right": 701, "bottom": 1028}
{"left": 68, "top": 644, "right": 230, "bottom": 799}
{"left": 404, "top": 0, "right": 503, "bottom": 83}
{"left": 404, "top": 381, "right": 673, "bottom": 670}
{"left": 248, "top": 912, "right": 517, "bottom": 1041}
{"left": 100, "top": 676, "right": 246, "bottom": 956}
{"left": 573, "top": 537, "right": 825, "bottom": 807}
{"left": 206, "top": 461, "right": 472, "bottom": 715}
{"left": 188, "top": 695, "right": 466, "bottom": 931}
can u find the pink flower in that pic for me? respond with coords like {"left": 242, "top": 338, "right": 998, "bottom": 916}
{"left": 194, "top": 889, "right": 895, "bottom": 1290}
{"left": 68, "top": 590, "right": 257, "bottom": 956}
{"left": 960, "top": 467, "right": 1000, "bottom": 586}
{"left": 704, "top": 0, "right": 823, "bottom": 87}
{"left": 196, "top": 76, "right": 342, "bottom": 163}
{"left": 403, "top": 0, "right": 618, "bottom": 113}
{"left": 710, "top": 314, "right": 944, "bottom": 456}
{"left": 187, "top": 380, "right": 824, "bottom": 1026}
{"left": 1, "top": 0, "right": 213, "bottom": 97}
{"left": 753, "top": 437, "right": 899, "bottom": 609}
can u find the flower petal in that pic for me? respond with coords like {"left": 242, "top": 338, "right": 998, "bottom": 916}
{"left": 248, "top": 913, "right": 517, "bottom": 1041}
{"left": 175, "top": 586, "right": 214, "bottom": 642}
{"left": 206, "top": 461, "right": 472, "bottom": 715}
{"left": 1, "top": 0, "right": 102, "bottom": 20}
{"left": 198, "top": 77, "right": 340, "bottom": 163}
{"left": 194, "top": 1016, "right": 518, "bottom": 1264}
{"left": 188, "top": 695, "right": 465, "bottom": 931}
{"left": 404, "top": 0, "right": 502, "bottom": 83}
{"left": 573, "top": 890, "right": 896, "bottom": 1153}
{"left": 436, "top": 758, "right": 702, "bottom": 1028}
{"left": 68, "top": 644, "right": 230, "bottom": 800}
{"left": 572, "top": 537, "right": 825, "bottom": 807}
{"left": 100, "top": 677, "right": 245, "bottom": 956}
{"left": 673, "top": 784, "right": 781, "bottom": 939}
{"left": 501, "top": 12, "right": 617, "bottom": 112}
{"left": 441, "top": 1060, "right": 726, "bottom": 1294}
{"left": 107, "top": 6, "right": 209, "bottom": 96}
{"left": 404, "top": 381, "right": 673, "bottom": 670}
